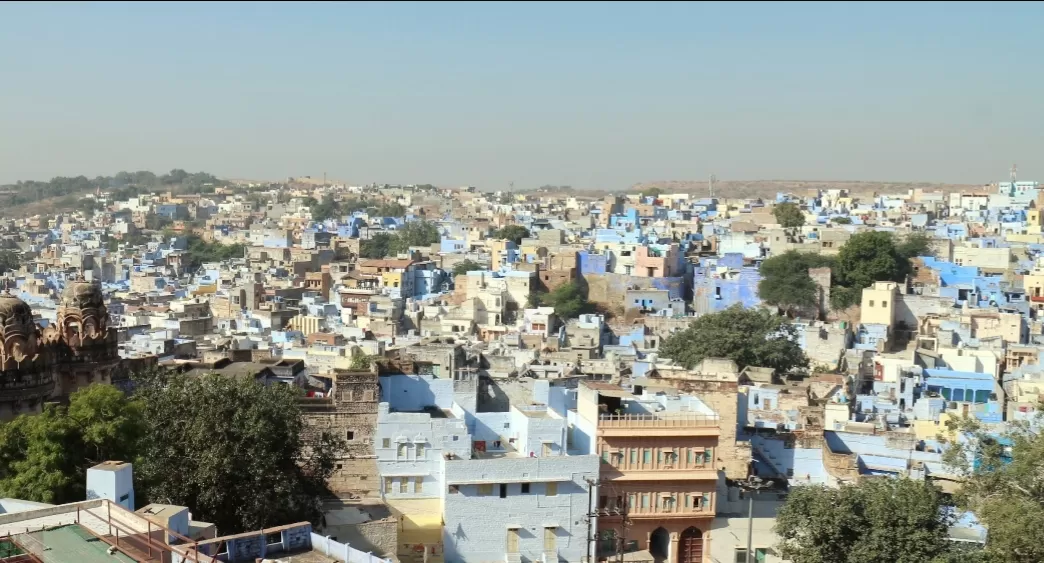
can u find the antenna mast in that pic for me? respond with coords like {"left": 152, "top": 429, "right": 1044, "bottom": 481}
{"left": 710, "top": 174, "right": 716, "bottom": 199}
{"left": 1011, "top": 164, "right": 1018, "bottom": 183}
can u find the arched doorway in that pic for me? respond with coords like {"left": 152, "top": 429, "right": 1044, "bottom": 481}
{"left": 678, "top": 527, "right": 703, "bottom": 563}
{"left": 649, "top": 527, "right": 670, "bottom": 561}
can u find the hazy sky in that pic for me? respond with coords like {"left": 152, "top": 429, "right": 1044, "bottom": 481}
{"left": 2, "top": 1, "right": 1042, "bottom": 189}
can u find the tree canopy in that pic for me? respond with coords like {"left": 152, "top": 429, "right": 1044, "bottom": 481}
{"left": 308, "top": 196, "right": 343, "bottom": 222}
{"left": 775, "top": 478, "right": 958, "bottom": 563}
{"left": 659, "top": 305, "right": 807, "bottom": 374}
{"left": 390, "top": 220, "right": 441, "bottom": 254}
{"left": 942, "top": 412, "right": 1044, "bottom": 562}
{"left": 0, "top": 385, "right": 142, "bottom": 504}
{"left": 758, "top": 251, "right": 834, "bottom": 315}
{"left": 536, "top": 282, "right": 592, "bottom": 320}
{"left": 184, "top": 235, "right": 245, "bottom": 271}
{"left": 830, "top": 231, "right": 928, "bottom": 309}
{"left": 133, "top": 371, "right": 341, "bottom": 533}
{"left": 360, "top": 233, "right": 394, "bottom": 259}
{"left": 0, "top": 250, "right": 19, "bottom": 273}
{"left": 0, "top": 375, "right": 340, "bottom": 534}
{"left": 492, "top": 225, "right": 531, "bottom": 244}
{"left": 452, "top": 259, "right": 486, "bottom": 277}
{"left": 773, "top": 202, "right": 806, "bottom": 228}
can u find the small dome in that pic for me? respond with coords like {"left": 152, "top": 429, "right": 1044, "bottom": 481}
{"left": 60, "top": 280, "right": 105, "bottom": 310}
{"left": 0, "top": 291, "right": 36, "bottom": 333}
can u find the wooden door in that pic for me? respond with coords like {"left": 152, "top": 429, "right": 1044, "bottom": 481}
{"left": 678, "top": 527, "right": 703, "bottom": 563}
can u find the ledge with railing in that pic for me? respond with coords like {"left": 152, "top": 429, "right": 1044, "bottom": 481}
{"left": 598, "top": 413, "right": 720, "bottom": 428}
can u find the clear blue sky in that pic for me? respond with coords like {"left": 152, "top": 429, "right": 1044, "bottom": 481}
{"left": 1, "top": 1, "right": 1042, "bottom": 189}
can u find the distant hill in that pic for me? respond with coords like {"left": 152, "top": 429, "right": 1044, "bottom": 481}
{"left": 0, "top": 169, "right": 221, "bottom": 217}
{"left": 631, "top": 179, "right": 983, "bottom": 200}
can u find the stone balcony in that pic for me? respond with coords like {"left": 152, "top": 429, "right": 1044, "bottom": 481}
{"left": 597, "top": 413, "right": 720, "bottom": 437}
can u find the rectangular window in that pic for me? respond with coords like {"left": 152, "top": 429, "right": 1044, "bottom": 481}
{"left": 882, "top": 301, "right": 888, "bottom": 308}
{"left": 704, "top": 448, "right": 713, "bottom": 464}
{"left": 869, "top": 300, "right": 875, "bottom": 307}
{"left": 416, "top": 443, "right": 426, "bottom": 458}
{"left": 544, "top": 527, "right": 557, "bottom": 551}
{"left": 657, "top": 450, "right": 664, "bottom": 464}
{"left": 643, "top": 450, "right": 651, "bottom": 464}
{"left": 500, "top": 484, "right": 508, "bottom": 498}
{"left": 382, "top": 438, "right": 391, "bottom": 448}
{"left": 546, "top": 482, "right": 558, "bottom": 497}
{"left": 400, "top": 479, "right": 408, "bottom": 494}
{"left": 641, "top": 494, "right": 650, "bottom": 509}
{"left": 629, "top": 449, "right": 637, "bottom": 465}
{"left": 397, "top": 444, "right": 407, "bottom": 458}
{"left": 703, "top": 493, "right": 712, "bottom": 510}
{"left": 384, "top": 477, "right": 393, "bottom": 493}
{"left": 521, "top": 483, "right": 530, "bottom": 494}
{"left": 478, "top": 484, "right": 494, "bottom": 496}
{"left": 414, "top": 477, "right": 423, "bottom": 493}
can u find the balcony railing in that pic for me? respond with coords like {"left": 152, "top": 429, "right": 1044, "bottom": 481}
{"left": 598, "top": 413, "right": 719, "bottom": 428}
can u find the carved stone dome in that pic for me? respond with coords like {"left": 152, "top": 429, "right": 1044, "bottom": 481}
{"left": 0, "top": 292, "right": 36, "bottom": 335}
{"left": 60, "top": 279, "right": 105, "bottom": 312}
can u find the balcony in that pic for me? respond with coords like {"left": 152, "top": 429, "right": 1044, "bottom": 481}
{"left": 597, "top": 413, "right": 719, "bottom": 437}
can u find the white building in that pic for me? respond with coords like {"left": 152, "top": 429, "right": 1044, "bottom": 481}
{"left": 375, "top": 372, "right": 599, "bottom": 563}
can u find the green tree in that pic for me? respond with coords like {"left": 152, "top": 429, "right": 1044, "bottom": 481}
{"left": 360, "top": 233, "right": 394, "bottom": 259}
{"left": 144, "top": 214, "right": 173, "bottom": 231}
{"left": 775, "top": 478, "right": 956, "bottom": 563}
{"left": 897, "top": 231, "right": 934, "bottom": 260}
{"left": 184, "top": 235, "right": 245, "bottom": 271}
{"left": 492, "top": 225, "right": 531, "bottom": 244}
{"left": 452, "top": 259, "right": 486, "bottom": 277}
{"left": 0, "top": 250, "right": 19, "bottom": 273}
{"left": 773, "top": 202, "right": 806, "bottom": 228}
{"left": 831, "top": 231, "right": 910, "bottom": 309}
{"left": 640, "top": 187, "right": 662, "bottom": 198}
{"left": 77, "top": 198, "right": 101, "bottom": 215}
{"left": 375, "top": 202, "right": 406, "bottom": 217}
{"left": 758, "top": 251, "right": 834, "bottom": 315}
{"left": 0, "top": 385, "right": 142, "bottom": 504}
{"left": 830, "top": 216, "right": 852, "bottom": 225}
{"left": 660, "top": 305, "right": 807, "bottom": 374}
{"left": 537, "top": 282, "right": 591, "bottom": 320}
{"left": 389, "top": 221, "right": 440, "bottom": 254}
{"left": 941, "top": 411, "right": 1044, "bottom": 562}
{"left": 133, "top": 370, "right": 342, "bottom": 533}
{"left": 309, "top": 196, "right": 342, "bottom": 222}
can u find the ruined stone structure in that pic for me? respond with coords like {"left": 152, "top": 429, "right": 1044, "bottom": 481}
{"left": 301, "top": 369, "right": 381, "bottom": 497}
{"left": 0, "top": 278, "right": 120, "bottom": 420}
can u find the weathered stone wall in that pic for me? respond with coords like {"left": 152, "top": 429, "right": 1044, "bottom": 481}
{"left": 302, "top": 370, "right": 381, "bottom": 497}
{"left": 330, "top": 517, "right": 399, "bottom": 559}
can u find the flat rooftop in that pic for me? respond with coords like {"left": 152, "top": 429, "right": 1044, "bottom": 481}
{"left": 11, "top": 525, "right": 135, "bottom": 563}
{"left": 389, "top": 406, "right": 454, "bottom": 419}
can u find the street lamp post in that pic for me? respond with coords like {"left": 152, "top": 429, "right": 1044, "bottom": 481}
{"left": 737, "top": 475, "right": 775, "bottom": 563}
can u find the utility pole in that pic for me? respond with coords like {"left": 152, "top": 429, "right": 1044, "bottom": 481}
{"left": 738, "top": 476, "right": 774, "bottom": 563}
{"left": 584, "top": 477, "right": 598, "bottom": 563}
{"left": 709, "top": 174, "right": 716, "bottom": 199}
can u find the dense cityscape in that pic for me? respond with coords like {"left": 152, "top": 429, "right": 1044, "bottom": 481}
{"left": 3, "top": 2, "right": 1042, "bottom": 562}
{"left": 0, "top": 170, "right": 1034, "bottom": 563}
